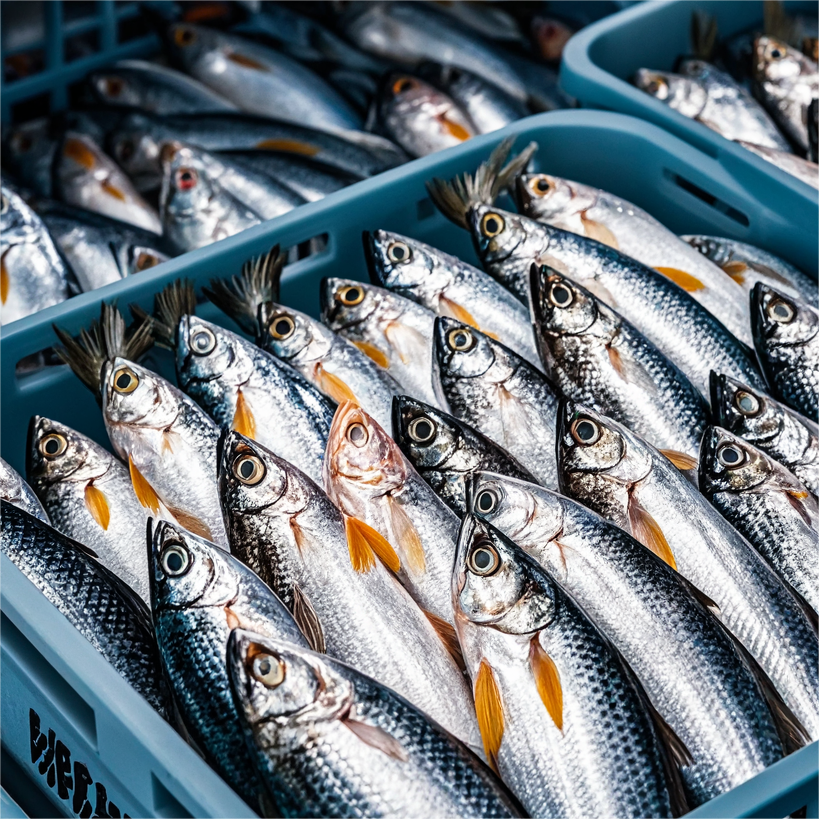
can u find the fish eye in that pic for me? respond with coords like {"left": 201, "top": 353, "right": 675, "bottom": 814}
{"left": 103, "top": 76, "right": 124, "bottom": 97}
{"left": 175, "top": 26, "right": 197, "bottom": 47}
{"left": 0, "top": 194, "right": 8, "bottom": 215}
{"left": 387, "top": 242, "right": 411, "bottom": 264}
{"left": 570, "top": 418, "right": 601, "bottom": 446}
{"left": 467, "top": 539, "right": 500, "bottom": 576}
{"left": 347, "top": 422, "right": 369, "bottom": 447}
{"left": 134, "top": 251, "right": 160, "bottom": 272}
{"left": 481, "top": 212, "right": 505, "bottom": 238}
{"left": 175, "top": 167, "right": 198, "bottom": 191}
{"left": 549, "top": 281, "right": 574, "bottom": 307}
{"left": 717, "top": 443, "right": 745, "bottom": 468}
{"left": 408, "top": 416, "right": 436, "bottom": 445}
{"left": 392, "top": 77, "right": 417, "bottom": 95}
{"left": 112, "top": 366, "right": 139, "bottom": 394}
{"left": 474, "top": 488, "right": 498, "bottom": 515}
{"left": 447, "top": 327, "right": 475, "bottom": 352}
{"left": 269, "top": 315, "right": 295, "bottom": 340}
{"left": 337, "top": 286, "right": 364, "bottom": 306}
{"left": 160, "top": 540, "right": 191, "bottom": 577}
{"left": 233, "top": 454, "right": 265, "bottom": 485}
{"left": 251, "top": 652, "right": 285, "bottom": 688}
{"left": 116, "top": 138, "right": 135, "bottom": 163}
{"left": 766, "top": 298, "right": 795, "bottom": 324}
{"left": 190, "top": 327, "right": 216, "bottom": 356}
{"left": 769, "top": 46, "right": 784, "bottom": 59}
{"left": 531, "top": 176, "right": 551, "bottom": 195}
{"left": 39, "top": 433, "right": 68, "bottom": 459}
{"left": 734, "top": 390, "right": 761, "bottom": 416}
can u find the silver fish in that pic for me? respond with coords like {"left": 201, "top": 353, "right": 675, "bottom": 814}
{"left": 0, "top": 456, "right": 49, "bottom": 522}
{"left": 556, "top": 400, "right": 819, "bottom": 739}
{"left": 429, "top": 1, "right": 524, "bottom": 44}
{"left": 226, "top": 629, "right": 520, "bottom": 818}
{"left": 27, "top": 416, "right": 151, "bottom": 603}
{"left": 699, "top": 426, "right": 819, "bottom": 614}
{"left": 711, "top": 372, "right": 819, "bottom": 495}
{"left": 454, "top": 514, "right": 679, "bottom": 818}
{"left": 218, "top": 430, "right": 482, "bottom": 753}
{"left": 736, "top": 140, "right": 819, "bottom": 188}
{"left": 365, "top": 229, "right": 542, "bottom": 371}
{"left": 3, "top": 118, "right": 57, "bottom": 197}
{"left": 467, "top": 472, "right": 791, "bottom": 806}
{"left": 434, "top": 317, "right": 560, "bottom": 487}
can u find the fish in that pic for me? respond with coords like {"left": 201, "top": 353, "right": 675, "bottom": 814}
{"left": 632, "top": 61, "right": 792, "bottom": 152}
{"left": 0, "top": 184, "right": 71, "bottom": 324}
{"left": 466, "top": 472, "right": 794, "bottom": 806}
{"left": 374, "top": 72, "right": 476, "bottom": 158}
{"left": 751, "top": 283, "right": 819, "bottom": 417}
{"left": 0, "top": 456, "right": 49, "bottom": 522}
{"left": 149, "top": 518, "right": 308, "bottom": 811}
{"left": 531, "top": 17, "right": 575, "bottom": 62}
{"left": 226, "top": 629, "right": 521, "bottom": 819}
{"left": 454, "top": 514, "right": 680, "bottom": 818}
{"left": 88, "top": 59, "right": 237, "bottom": 114}
{"left": 531, "top": 267, "right": 709, "bottom": 458}
{"left": 556, "top": 399, "right": 819, "bottom": 740}
{"left": 218, "top": 430, "right": 482, "bottom": 752}
{"left": 54, "top": 132, "right": 162, "bottom": 234}
{"left": 320, "top": 277, "right": 444, "bottom": 409}
{"left": 392, "top": 395, "right": 538, "bottom": 517}
{"left": 324, "top": 401, "right": 461, "bottom": 628}
{"left": 2, "top": 501, "right": 170, "bottom": 717}
{"left": 365, "top": 229, "right": 542, "bottom": 371}
{"left": 3, "top": 118, "right": 58, "bottom": 198}
{"left": 433, "top": 317, "right": 560, "bottom": 487}
{"left": 166, "top": 24, "right": 361, "bottom": 132}
{"left": 736, "top": 140, "right": 819, "bottom": 188}
{"left": 682, "top": 235, "right": 818, "bottom": 307}
{"left": 514, "top": 170, "right": 753, "bottom": 335}
{"left": 699, "top": 426, "right": 819, "bottom": 614}
{"left": 27, "top": 416, "right": 152, "bottom": 603}
{"left": 711, "top": 372, "right": 819, "bottom": 495}
{"left": 430, "top": 1, "right": 525, "bottom": 43}
{"left": 753, "top": 36, "right": 819, "bottom": 156}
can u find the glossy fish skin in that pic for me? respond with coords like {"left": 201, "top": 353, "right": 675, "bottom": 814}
{"left": 556, "top": 401, "right": 819, "bottom": 740}
{"left": 177, "top": 315, "right": 334, "bottom": 487}
{"left": 167, "top": 24, "right": 361, "bottom": 132}
{"left": 392, "top": 395, "right": 538, "bottom": 517}
{"left": 711, "top": 372, "right": 819, "bottom": 495}
{"left": 467, "top": 203, "right": 764, "bottom": 396}
{"left": 0, "top": 184, "right": 71, "bottom": 324}
{"left": 324, "top": 402, "right": 461, "bottom": 627}
{"left": 751, "top": 284, "right": 819, "bottom": 417}
{"left": 700, "top": 426, "right": 819, "bottom": 614}
{"left": 2, "top": 501, "right": 170, "bottom": 717}
{"left": 682, "top": 235, "right": 818, "bottom": 307}
{"left": 467, "top": 472, "right": 786, "bottom": 806}
{"left": 27, "top": 416, "right": 151, "bottom": 603}
{"left": 321, "top": 278, "right": 444, "bottom": 409}
{"left": 366, "top": 229, "right": 541, "bottom": 371}
{"left": 434, "top": 317, "right": 559, "bottom": 487}
{"left": 218, "top": 431, "right": 481, "bottom": 753}
{"left": 532, "top": 269, "right": 709, "bottom": 458}
{"left": 454, "top": 515, "right": 676, "bottom": 819}
{"left": 55, "top": 132, "right": 161, "bottom": 234}
{"left": 101, "top": 356, "right": 230, "bottom": 550}
{"left": 89, "top": 59, "right": 237, "bottom": 114}
{"left": 515, "top": 172, "right": 751, "bottom": 335}
{"left": 149, "top": 518, "right": 307, "bottom": 811}
{"left": 736, "top": 141, "right": 819, "bottom": 189}
{"left": 0, "top": 456, "right": 49, "bottom": 522}
{"left": 227, "top": 629, "right": 520, "bottom": 819}
{"left": 753, "top": 36, "right": 819, "bottom": 155}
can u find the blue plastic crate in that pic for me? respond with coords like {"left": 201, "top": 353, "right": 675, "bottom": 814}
{"left": 1, "top": 109, "right": 817, "bottom": 819}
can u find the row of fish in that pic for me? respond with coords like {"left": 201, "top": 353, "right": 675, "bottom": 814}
{"left": 2, "top": 137, "right": 817, "bottom": 818}
{"left": 635, "top": 8, "right": 819, "bottom": 186}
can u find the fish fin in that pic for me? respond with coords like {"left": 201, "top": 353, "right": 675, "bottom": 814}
{"left": 101, "top": 179, "right": 126, "bottom": 202}
{"left": 691, "top": 9, "right": 718, "bottom": 61}
{"left": 254, "top": 138, "right": 320, "bottom": 156}
{"left": 351, "top": 340, "right": 390, "bottom": 369}
{"left": 343, "top": 717, "right": 408, "bottom": 762}
{"left": 785, "top": 490, "right": 814, "bottom": 527}
{"left": 63, "top": 137, "right": 95, "bottom": 169}
{"left": 345, "top": 516, "right": 400, "bottom": 573}
{"left": 384, "top": 321, "right": 426, "bottom": 365}
{"left": 423, "top": 610, "right": 465, "bottom": 672}
{"left": 161, "top": 431, "right": 175, "bottom": 455}
{"left": 84, "top": 483, "right": 110, "bottom": 530}
{"left": 226, "top": 51, "right": 269, "bottom": 71}
{"left": 529, "top": 635, "right": 563, "bottom": 731}
{"left": 128, "top": 456, "right": 161, "bottom": 514}
{"left": 497, "top": 385, "right": 530, "bottom": 449}
{"left": 436, "top": 113, "right": 471, "bottom": 142}
{"left": 659, "top": 449, "right": 698, "bottom": 471}
{"left": 607, "top": 344, "right": 628, "bottom": 380}
{"left": 167, "top": 505, "right": 213, "bottom": 542}
{"left": 474, "top": 659, "right": 504, "bottom": 773}
{"left": 654, "top": 267, "right": 706, "bottom": 293}
{"left": 627, "top": 494, "right": 677, "bottom": 570}
{"left": 721, "top": 260, "right": 747, "bottom": 285}
{"left": 580, "top": 211, "right": 619, "bottom": 249}
{"left": 292, "top": 583, "right": 325, "bottom": 653}
{"left": 233, "top": 388, "right": 257, "bottom": 440}
{"left": 438, "top": 296, "right": 499, "bottom": 340}
{"left": 387, "top": 498, "right": 425, "bottom": 574}
{"left": 150, "top": 279, "right": 196, "bottom": 349}
{"left": 316, "top": 363, "right": 358, "bottom": 405}
{"left": 1, "top": 251, "right": 8, "bottom": 305}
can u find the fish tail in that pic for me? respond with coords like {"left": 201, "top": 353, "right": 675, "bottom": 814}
{"left": 148, "top": 279, "right": 196, "bottom": 349}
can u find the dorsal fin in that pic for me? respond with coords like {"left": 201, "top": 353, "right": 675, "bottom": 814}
{"left": 149, "top": 279, "right": 196, "bottom": 349}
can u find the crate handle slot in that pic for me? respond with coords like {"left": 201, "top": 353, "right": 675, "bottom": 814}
{"left": 150, "top": 772, "right": 195, "bottom": 818}
{"left": 663, "top": 170, "right": 750, "bottom": 227}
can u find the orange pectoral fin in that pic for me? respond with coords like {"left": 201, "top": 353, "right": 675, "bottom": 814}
{"left": 628, "top": 494, "right": 677, "bottom": 570}
{"left": 388, "top": 498, "right": 426, "bottom": 574}
{"left": 129, "top": 456, "right": 161, "bottom": 514}
{"left": 474, "top": 659, "right": 504, "bottom": 772}
{"left": 351, "top": 340, "right": 390, "bottom": 369}
{"left": 654, "top": 267, "right": 706, "bottom": 293}
{"left": 84, "top": 483, "right": 111, "bottom": 530}
{"left": 255, "top": 139, "right": 320, "bottom": 156}
{"left": 436, "top": 114, "right": 471, "bottom": 142}
{"left": 101, "top": 179, "right": 127, "bottom": 201}
{"left": 721, "top": 260, "right": 747, "bottom": 285}
{"left": 317, "top": 364, "right": 358, "bottom": 405}
{"left": 530, "top": 635, "right": 563, "bottom": 731}
{"left": 63, "top": 138, "right": 96, "bottom": 170}
{"left": 232, "top": 388, "right": 257, "bottom": 440}
{"left": 659, "top": 449, "right": 698, "bottom": 471}
{"left": 580, "top": 211, "right": 619, "bottom": 250}
{"left": 438, "top": 296, "right": 500, "bottom": 341}
{"left": 226, "top": 51, "right": 269, "bottom": 71}
{"left": 345, "top": 516, "right": 400, "bottom": 573}
{"left": 0, "top": 252, "right": 9, "bottom": 305}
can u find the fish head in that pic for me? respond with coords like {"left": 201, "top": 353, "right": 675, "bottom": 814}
{"left": 710, "top": 372, "right": 782, "bottom": 443}
{"left": 699, "top": 426, "right": 771, "bottom": 496}
{"left": 166, "top": 23, "right": 215, "bottom": 73}
{"left": 89, "top": 69, "right": 143, "bottom": 108}
{"left": 259, "top": 303, "right": 315, "bottom": 363}
{"left": 160, "top": 142, "right": 214, "bottom": 218}
{"left": 633, "top": 69, "right": 706, "bottom": 118}
{"left": 514, "top": 172, "right": 578, "bottom": 221}
{"left": 468, "top": 203, "right": 537, "bottom": 272}
{"left": 126, "top": 245, "right": 168, "bottom": 276}
{"left": 177, "top": 315, "right": 252, "bottom": 393}
{"left": 108, "top": 116, "right": 162, "bottom": 191}
{"left": 677, "top": 58, "right": 714, "bottom": 80}
{"left": 434, "top": 317, "right": 496, "bottom": 382}
{"left": 754, "top": 36, "right": 808, "bottom": 83}
{"left": 3, "top": 119, "right": 56, "bottom": 196}
{"left": 320, "top": 277, "right": 379, "bottom": 331}
{"left": 0, "top": 184, "right": 30, "bottom": 237}
{"left": 752, "top": 283, "right": 818, "bottom": 355}
{"left": 57, "top": 132, "right": 128, "bottom": 200}
{"left": 27, "top": 416, "right": 105, "bottom": 488}
{"left": 392, "top": 395, "right": 460, "bottom": 474}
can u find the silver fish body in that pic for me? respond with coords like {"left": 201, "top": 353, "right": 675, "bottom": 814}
{"left": 736, "top": 140, "right": 819, "bottom": 188}
{"left": 218, "top": 431, "right": 482, "bottom": 752}
{"left": 556, "top": 401, "right": 819, "bottom": 739}
{"left": 0, "top": 456, "right": 49, "bottom": 522}
{"left": 27, "top": 416, "right": 151, "bottom": 603}
{"left": 227, "top": 629, "right": 520, "bottom": 819}
{"left": 467, "top": 472, "right": 787, "bottom": 806}
{"left": 434, "top": 317, "right": 560, "bottom": 487}
{"left": 454, "top": 515, "right": 677, "bottom": 818}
